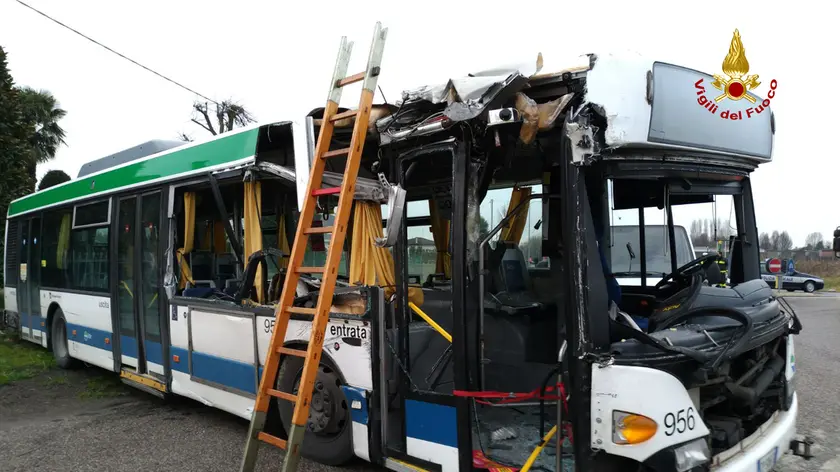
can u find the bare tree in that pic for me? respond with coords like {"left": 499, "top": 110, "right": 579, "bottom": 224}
{"left": 190, "top": 100, "right": 256, "bottom": 136}
{"left": 690, "top": 219, "right": 706, "bottom": 247}
{"left": 759, "top": 232, "right": 771, "bottom": 250}
{"left": 690, "top": 218, "right": 734, "bottom": 248}
{"left": 805, "top": 232, "right": 824, "bottom": 249}
{"left": 778, "top": 231, "right": 793, "bottom": 252}
{"left": 771, "top": 231, "right": 780, "bottom": 251}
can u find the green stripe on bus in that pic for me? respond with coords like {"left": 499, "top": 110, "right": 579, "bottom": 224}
{"left": 8, "top": 127, "right": 260, "bottom": 217}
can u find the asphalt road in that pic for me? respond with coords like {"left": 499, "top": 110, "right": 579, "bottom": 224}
{"left": 0, "top": 295, "right": 837, "bottom": 472}
{"left": 777, "top": 295, "right": 840, "bottom": 472}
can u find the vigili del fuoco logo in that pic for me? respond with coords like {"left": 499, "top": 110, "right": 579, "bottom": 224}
{"left": 694, "top": 29, "right": 777, "bottom": 120}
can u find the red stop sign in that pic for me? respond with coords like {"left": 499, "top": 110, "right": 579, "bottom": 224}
{"left": 768, "top": 258, "right": 782, "bottom": 273}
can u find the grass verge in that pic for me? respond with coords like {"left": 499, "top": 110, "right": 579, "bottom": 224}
{"left": 79, "top": 374, "right": 127, "bottom": 399}
{"left": 0, "top": 330, "right": 56, "bottom": 385}
{"left": 823, "top": 276, "right": 840, "bottom": 291}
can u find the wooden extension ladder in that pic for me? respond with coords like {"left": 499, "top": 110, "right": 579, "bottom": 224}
{"left": 239, "top": 22, "right": 388, "bottom": 472}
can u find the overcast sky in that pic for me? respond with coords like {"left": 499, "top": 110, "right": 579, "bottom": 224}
{"left": 0, "top": 0, "right": 833, "bottom": 247}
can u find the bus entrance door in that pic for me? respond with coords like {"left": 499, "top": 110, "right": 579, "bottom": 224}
{"left": 114, "top": 192, "right": 166, "bottom": 387}
{"left": 17, "top": 217, "right": 42, "bottom": 342}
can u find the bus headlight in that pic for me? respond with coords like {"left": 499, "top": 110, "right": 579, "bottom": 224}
{"left": 674, "top": 438, "right": 711, "bottom": 472}
{"left": 613, "top": 411, "right": 657, "bottom": 444}
{"left": 643, "top": 437, "right": 710, "bottom": 472}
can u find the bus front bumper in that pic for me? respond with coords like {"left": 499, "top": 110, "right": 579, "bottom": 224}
{"left": 711, "top": 393, "right": 802, "bottom": 471}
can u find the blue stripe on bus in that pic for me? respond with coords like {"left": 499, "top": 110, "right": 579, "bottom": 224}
{"left": 66, "top": 323, "right": 112, "bottom": 351}
{"left": 192, "top": 351, "right": 256, "bottom": 394}
{"left": 342, "top": 386, "right": 368, "bottom": 425}
{"left": 145, "top": 340, "right": 164, "bottom": 365}
{"left": 170, "top": 346, "right": 189, "bottom": 374}
{"left": 169, "top": 345, "right": 257, "bottom": 395}
{"left": 120, "top": 335, "right": 138, "bottom": 358}
{"left": 19, "top": 313, "right": 47, "bottom": 332}
{"left": 405, "top": 400, "right": 458, "bottom": 448}
{"left": 118, "top": 338, "right": 163, "bottom": 365}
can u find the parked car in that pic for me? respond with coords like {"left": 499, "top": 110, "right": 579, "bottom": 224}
{"left": 760, "top": 264, "right": 825, "bottom": 293}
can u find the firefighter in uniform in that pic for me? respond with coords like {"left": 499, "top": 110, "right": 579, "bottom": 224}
{"left": 715, "top": 254, "right": 728, "bottom": 287}
{"left": 714, "top": 240, "right": 728, "bottom": 287}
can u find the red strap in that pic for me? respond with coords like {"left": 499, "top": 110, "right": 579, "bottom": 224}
{"left": 455, "top": 384, "right": 575, "bottom": 444}
{"left": 454, "top": 383, "right": 568, "bottom": 408}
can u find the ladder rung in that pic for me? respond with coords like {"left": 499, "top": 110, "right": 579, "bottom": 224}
{"left": 297, "top": 266, "right": 325, "bottom": 274}
{"left": 312, "top": 187, "right": 341, "bottom": 197}
{"left": 336, "top": 72, "right": 365, "bottom": 87}
{"left": 321, "top": 148, "right": 350, "bottom": 159}
{"left": 266, "top": 388, "right": 298, "bottom": 402}
{"left": 304, "top": 226, "right": 334, "bottom": 235}
{"left": 330, "top": 109, "right": 358, "bottom": 122}
{"left": 257, "top": 432, "right": 287, "bottom": 449}
{"left": 286, "top": 306, "right": 317, "bottom": 316}
{"left": 277, "top": 346, "right": 308, "bottom": 358}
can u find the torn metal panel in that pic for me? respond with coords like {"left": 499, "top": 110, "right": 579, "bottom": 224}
{"left": 378, "top": 53, "right": 587, "bottom": 146}
{"left": 511, "top": 92, "right": 576, "bottom": 145}
{"left": 251, "top": 161, "right": 296, "bottom": 183}
{"left": 375, "top": 173, "right": 406, "bottom": 248}
{"left": 253, "top": 161, "right": 386, "bottom": 202}
{"left": 388, "top": 53, "right": 547, "bottom": 128}
{"left": 400, "top": 52, "right": 545, "bottom": 106}
{"left": 322, "top": 171, "right": 387, "bottom": 203}
{"left": 564, "top": 120, "right": 596, "bottom": 165}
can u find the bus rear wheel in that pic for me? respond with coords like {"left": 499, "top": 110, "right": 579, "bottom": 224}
{"left": 50, "top": 309, "right": 79, "bottom": 369}
{"left": 276, "top": 354, "right": 354, "bottom": 465}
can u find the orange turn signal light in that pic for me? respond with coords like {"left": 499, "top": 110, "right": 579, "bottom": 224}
{"left": 613, "top": 411, "right": 657, "bottom": 444}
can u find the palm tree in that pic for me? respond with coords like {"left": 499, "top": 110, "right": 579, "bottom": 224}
{"left": 17, "top": 87, "right": 67, "bottom": 179}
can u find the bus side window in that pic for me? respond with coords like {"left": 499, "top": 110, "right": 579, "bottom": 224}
{"left": 41, "top": 208, "right": 73, "bottom": 289}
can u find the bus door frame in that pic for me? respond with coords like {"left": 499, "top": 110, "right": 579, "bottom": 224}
{"left": 17, "top": 215, "right": 42, "bottom": 342}
{"left": 371, "top": 138, "right": 473, "bottom": 471}
{"left": 109, "top": 187, "right": 170, "bottom": 382}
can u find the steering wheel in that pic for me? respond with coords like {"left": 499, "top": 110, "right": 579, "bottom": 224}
{"left": 655, "top": 253, "right": 719, "bottom": 290}
{"left": 648, "top": 271, "right": 704, "bottom": 331}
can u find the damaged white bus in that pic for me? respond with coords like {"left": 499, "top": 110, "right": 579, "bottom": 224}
{"left": 4, "top": 51, "right": 811, "bottom": 472}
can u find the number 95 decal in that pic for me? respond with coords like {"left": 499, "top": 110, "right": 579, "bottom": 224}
{"left": 663, "top": 407, "right": 696, "bottom": 436}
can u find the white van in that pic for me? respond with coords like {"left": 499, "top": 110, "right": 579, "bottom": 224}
{"left": 610, "top": 224, "right": 697, "bottom": 286}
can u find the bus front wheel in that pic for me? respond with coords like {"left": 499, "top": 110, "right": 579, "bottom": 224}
{"left": 50, "top": 309, "right": 79, "bottom": 369}
{"left": 275, "top": 353, "right": 354, "bottom": 465}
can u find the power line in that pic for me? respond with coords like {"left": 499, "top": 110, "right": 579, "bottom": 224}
{"left": 14, "top": 0, "right": 218, "bottom": 104}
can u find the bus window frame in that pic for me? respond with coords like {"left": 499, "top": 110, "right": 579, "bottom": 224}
{"left": 72, "top": 199, "right": 112, "bottom": 229}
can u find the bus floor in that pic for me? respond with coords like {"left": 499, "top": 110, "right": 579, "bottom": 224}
{"left": 472, "top": 403, "right": 574, "bottom": 472}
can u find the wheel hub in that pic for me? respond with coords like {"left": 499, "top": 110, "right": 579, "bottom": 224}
{"left": 294, "top": 368, "right": 348, "bottom": 436}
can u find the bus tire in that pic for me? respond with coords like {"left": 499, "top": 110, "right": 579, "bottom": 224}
{"left": 50, "top": 309, "right": 79, "bottom": 369}
{"left": 276, "top": 354, "right": 354, "bottom": 465}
